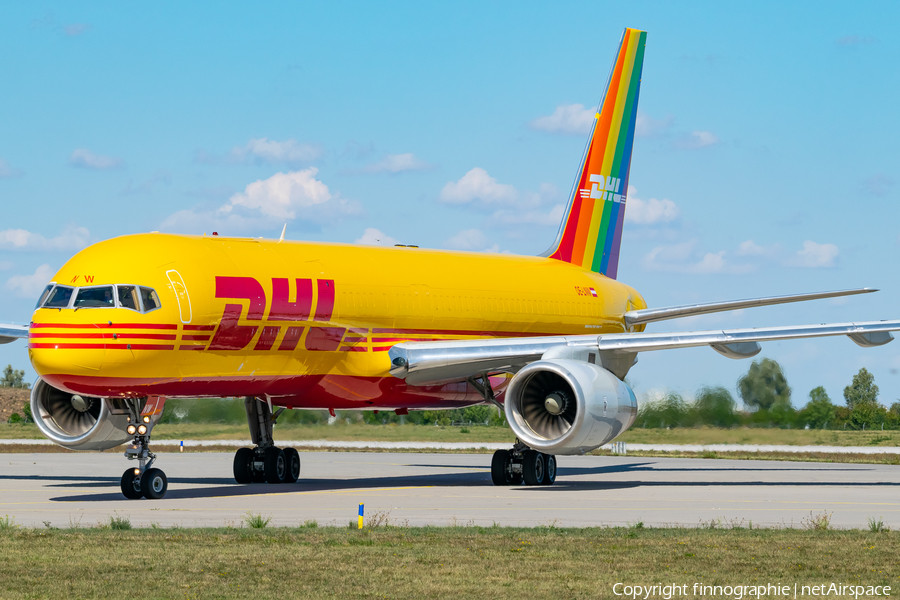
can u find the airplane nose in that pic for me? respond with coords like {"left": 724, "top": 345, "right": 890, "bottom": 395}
{"left": 28, "top": 323, "right": 105, "bottom": 388}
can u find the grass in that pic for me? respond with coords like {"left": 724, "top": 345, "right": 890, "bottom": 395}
{"left": 0, "top": 526, "right": 896, "bottom": 599}
{"left": 3, "top": 422, "right": 900, "bottom": 446}
{"left": 244, "top": 513, "right": 271, "bottom": 529}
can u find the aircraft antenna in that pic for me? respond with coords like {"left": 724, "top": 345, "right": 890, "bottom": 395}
{"left": 278, "top": 223, "right": 286, "bottom": 243}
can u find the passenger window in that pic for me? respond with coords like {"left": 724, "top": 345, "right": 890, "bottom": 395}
{"left": 74, "top": 286, "right": 115, "bottom": 308}
{"left": 35, "top": 285, "right": 55, "bottom": 309}
{"left": 44, "top": 286, "right": 74, "bottom": 308}
{"left": 140, "top": 287, "right": 161, "bottom": 312}
{"left": 117, "top": 285, "right": 140, "bottom": 311}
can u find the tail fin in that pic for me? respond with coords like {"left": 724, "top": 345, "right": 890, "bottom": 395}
{"left": 546, "top": 28, "right": 647, "bottom": 279}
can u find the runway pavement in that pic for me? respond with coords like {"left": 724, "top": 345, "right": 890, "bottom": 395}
{"left": 2, "top": 451, "right": 898, "bottom": 529}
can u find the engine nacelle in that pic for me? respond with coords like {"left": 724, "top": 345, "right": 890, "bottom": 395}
{"left": 31, "top": 378, "right": 136, "bottom": 451}
{"left": 504, "top": 359, "right": 637, "bottom": 455}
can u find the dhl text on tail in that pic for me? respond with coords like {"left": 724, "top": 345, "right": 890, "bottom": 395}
{"left": 2, "top": 27, "right": 898, "bottom": 499}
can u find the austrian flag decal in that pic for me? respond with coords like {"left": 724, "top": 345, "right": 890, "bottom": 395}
{"left": 590, "top": 288, "right": 597, "bottom": 297}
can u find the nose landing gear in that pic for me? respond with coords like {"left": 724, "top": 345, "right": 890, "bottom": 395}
{"left": 119, "top": 398, "right": 168, "bottom": 499}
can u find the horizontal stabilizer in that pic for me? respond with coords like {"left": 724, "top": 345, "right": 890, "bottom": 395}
{"left": 623, "top": 288, "right": 877, "bottom": 328}
{"left": 0, "top": 323, "right": 28, "bottom": 345}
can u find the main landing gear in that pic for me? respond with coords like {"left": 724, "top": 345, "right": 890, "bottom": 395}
{"left": 120, "top": 398, "right": 168, "bottom": 499}
{"left": 232, "top": 397, "right": 301, "bottom": 485}
{"left": 491, "top": 440, "right": 557, "bottom": 486}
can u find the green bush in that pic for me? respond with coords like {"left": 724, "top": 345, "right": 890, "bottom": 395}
{"left": 7, "top": 413, "right": 21, "bottom": 424}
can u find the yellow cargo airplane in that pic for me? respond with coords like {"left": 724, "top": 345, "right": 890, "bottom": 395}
{"left": 1, "top": 28, "right": 898, "bottom": 499}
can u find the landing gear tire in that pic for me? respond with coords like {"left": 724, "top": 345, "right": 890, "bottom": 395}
{"left": 523, "top": 450, "right": 546, "bottom": 486}
{"left": 120, "top": 468, "right": 143, "bottom": 499}
{"left": 491, "top": 449, "right": 515, "bottom": 485}
{"left": 264, "top": 447, "right": 286, "bottom": 484}
{"left": 283, "top": 448, "right": 301, "bottom": 483}
{"left": 233, "top": 447, "right": 253, "bottom": 484}
{"left": 540, "top": 454, "right": 557, "bottom": 486}
{"left": 140, "top": 467, "right": 168, "bottom": 500}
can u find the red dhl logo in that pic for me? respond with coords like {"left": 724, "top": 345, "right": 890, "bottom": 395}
{"left": 206, "top": 276, "right": 349, "bottom": 352}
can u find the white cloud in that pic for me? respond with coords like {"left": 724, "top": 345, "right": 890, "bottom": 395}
{"left": 0, "top": 158, "right": 22, "bottom": 178}
{"left": 643, "top": 240, "right": 753, "bottom": 275}
{"left": 222, "top": 168, "right": 332, "bottom": 220}
{"left": 198, "top": 138, "right": 323, "bottom": 165}
{"left": 162, "top": 169, "right": 362, "bottom": 234}
{"left": 445, "top": 229, "right": 499, "bottom": 253}
{"left": 675, "top": 131, "right": 719, "bottom": 150}
{"left": 0, "top": 225, "right": 91, "bottom": 252}
{"left": 355, "top": 228, "right": 399, "bottom": 246}
{"left": 635, "top": 112, "right": 674, "bottom": 138}
{"left": 864, "top": 173, "right": 894, "bottom": 197}
{"left": 625, "top": 187, "right": 680, "bottom": 225}
{"left": 836, "top": 35, "right": 877, "bottom": 47}
{"left": 439, "top": 168, "right": 518, "bottom": 206}
{"left": 120, "top": 170, "right": 171, "bottom": 195}
{"left": 491, "top": 204, "right": 565, "bottom": 227}
{"left": 242, "top": 138, "right": 322, "bottom": 163}
{"left": 737, "top": 239, "right": 780, "bottom": 258}
{"left": 5, "top": 264, "right": 54, "bottom": 298}
{"left": 64, "top": 23, "right": 90, "bottom": 36}
{"left": 362, "top": 153, "right": 434, "bottom": 173}
{"left": 529, "top": 104, "right": 594, "bottom": 135}
{"left": 786, "top": 240, "right": 839, "bottom": 268}
{"left": 69, "top": 148, "right": 122, "bottom": 170}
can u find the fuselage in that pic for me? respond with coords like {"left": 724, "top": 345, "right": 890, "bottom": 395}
{"left": 28, "top": 233, "right": 646, "bottom": 410}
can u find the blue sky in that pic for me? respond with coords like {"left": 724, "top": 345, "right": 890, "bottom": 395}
{"left": 1, "top": 1, "right": 898, "bottom": 409}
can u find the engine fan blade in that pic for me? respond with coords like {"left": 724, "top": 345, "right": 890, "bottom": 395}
{"left": 45, "top": 390, "right": 98, "bottom": 436}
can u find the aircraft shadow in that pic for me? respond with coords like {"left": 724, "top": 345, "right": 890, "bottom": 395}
{"left": 43, "top": 459, "right": 900, "bottom": 502}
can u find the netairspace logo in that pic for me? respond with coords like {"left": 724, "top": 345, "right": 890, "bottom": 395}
{"left": 612, "top": 583, "right": 892, "bottom": 599}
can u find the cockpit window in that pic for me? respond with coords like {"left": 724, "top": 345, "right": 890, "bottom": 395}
{"left": 35, "top": 285, "right": 55, "bottom": 310}
{"left": 117, "top": 285, "right": 139, "bottom": 311}
{"left": 139, "top": 287, "right": 161, "bottom": 312}
{"left": 74, "top": 286, "right": 115, "bottom": 308}
{"left": 44, "top": 286, "right": 74, "bottom": 308}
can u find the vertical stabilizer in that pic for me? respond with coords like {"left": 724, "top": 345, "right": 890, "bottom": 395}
{"left": 546, "top": 28, "right": 646, "bottom": 279}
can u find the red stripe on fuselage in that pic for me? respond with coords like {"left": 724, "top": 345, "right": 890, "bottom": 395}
{"left": 31, "top": 322, "right": 178, "bottom": 330}
{"left": 29, "top": 343, "right": 175, "bottom": 350}
{"left": 29, "top": 332, "right": 177, "bottom": 340}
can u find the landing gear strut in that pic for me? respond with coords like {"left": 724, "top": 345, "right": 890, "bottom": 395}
{"left": 120, "top": 398, "right": 168, "bottom": 499}
{"left": 491, "top": 440, "right": 556, "bottom": 486}
{"left": 466, "top": 374, "right": 558, "bottom": 487}
{"left": 233, "top": 397, "right": 300, "bottom": 485}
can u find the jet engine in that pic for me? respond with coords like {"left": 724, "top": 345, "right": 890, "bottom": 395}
{"left": 504, "top": 359, "right": 637, "bottom": 455}
{"left": 30, "top": 378, "right": 136, "bottom": 451}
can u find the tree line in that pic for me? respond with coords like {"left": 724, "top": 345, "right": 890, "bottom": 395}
{"left": 635, "top": 359, "right": 898, "bottom": 430}
{"left": 3, "top": 360, "right": 897, "bottom": 430}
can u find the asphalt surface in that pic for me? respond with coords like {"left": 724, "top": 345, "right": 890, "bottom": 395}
{"left": 2, "top": 452, "right": 898, "bottom": 529}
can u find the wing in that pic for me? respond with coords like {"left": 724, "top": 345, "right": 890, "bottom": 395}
{"left": 0, "top": 323, "right": 28, "bottom": 345}
{"left": 389, "top": 319, "right": 899, "bottom": 385}
{"left": 623, "top": 287, "right": 875, "bottom": 327}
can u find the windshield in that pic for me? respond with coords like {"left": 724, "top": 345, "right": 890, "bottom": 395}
{"left": 37, "top": 283, "right": 160, "bottom": 312}
{"left": 117, "top": 285, "right": 140, "bottom": 311}
{"left": 44, "top": 286, "right": 74, "bottom": 308}
{"left": 140, "top": 287, "right": 161, "bottom": 312}
{"left": 35, "top": 285, "right": 54, "bottom": 310}
{"left": 74, "top": 286, "right": 115, "bottom": 308}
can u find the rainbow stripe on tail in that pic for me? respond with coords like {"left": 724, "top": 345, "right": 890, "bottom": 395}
{"left": 546, "top": 28, "right": 647, "bottom": 279}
